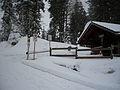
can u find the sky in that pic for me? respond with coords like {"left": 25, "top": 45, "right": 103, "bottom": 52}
{"left": 81, "top": 0, "right": 89, "bottom": 12}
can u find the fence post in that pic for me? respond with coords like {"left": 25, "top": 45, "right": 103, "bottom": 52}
{"left": 50, "top": 48, "right": 52, "bottom": 56}
{"left": 75, "top": 47, "right": 78, "bottom": 59}
{"left": 33, "top": 40, "right": 36, "bottom": 60}
{"left": 26, "top": 36, "right": 30, "bottom": 60}
{"left": 110, "top": 46, "right": 113, "bottom": 59}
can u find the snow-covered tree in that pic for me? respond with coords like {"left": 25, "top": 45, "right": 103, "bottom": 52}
{"left": 16, "top": 0, "right": 44, "bottom": 36}
{"left": 0, "top": 0, "right": 13, "bottom": 41}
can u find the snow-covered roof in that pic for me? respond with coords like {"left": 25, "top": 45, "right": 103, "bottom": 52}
{"left": 77, "top": 21, "right": 120, "bottom": 43}
{"left": 93, "top": 21, "right": 120, "bottom": 32}
{"left": 77, "top": 21, "right": 92, "bottom": 43}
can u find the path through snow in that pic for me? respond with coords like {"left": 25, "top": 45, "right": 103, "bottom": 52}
{"left": 23, "top": 56, "right": 119, "bottom": 90}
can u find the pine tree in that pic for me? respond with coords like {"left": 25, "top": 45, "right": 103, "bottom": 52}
{"left": 48, "top": 0, "right": 69, "bottom": 42}
{"left": 1, "top": 0, "right": 13, "bottom": 41}
{"left": 110, "top": 0, "right": 120, "bottom": 24}
{"left": 63, "top": 0, "right": 72, "bottom": 43}
{"left": 69, "top": 0, "right": 87, "bottom": 44}
{"left": 88, "top": 0, "right": 111, "bottom": 22}
{"left": 31, "top": 0, "right": 45, "bottom": 35}
{"left": 88, "top": 0, "right": 120, "bottom": 24}
{"left": 16, "top": 1, "right": 32, "bottom": 36}
{"left": 16, "top": 0, "right": 44, "bottom": 36}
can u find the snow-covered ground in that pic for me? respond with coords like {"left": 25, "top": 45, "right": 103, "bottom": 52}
{"left": 0, "top": 37, "right": 120, "bottom": 90}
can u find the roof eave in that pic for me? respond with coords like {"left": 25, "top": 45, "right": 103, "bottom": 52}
{"left": 77, "top": 22, "right": 93, "bottom": 43}
{"left": 78, "top": 21, "right": 119, "bottom": 44}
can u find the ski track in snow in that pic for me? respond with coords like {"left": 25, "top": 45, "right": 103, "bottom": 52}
{"left": 23, "top": 61, "right": 119, "bottom": 90}
{"left": 0, "top": 54, "right": 93, "bottom": 90}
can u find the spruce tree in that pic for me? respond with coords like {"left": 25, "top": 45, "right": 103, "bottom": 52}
{"left": 69, "top": 0, "right": 87, "bottom": 44}
{"left": 48, "top": 0, "right": 69, "bottom": 42}
{"left": 110, "top": 0, "right": 120, "bottom": 24}
{"left": 1, "top": 0, "right": 13, "bottom": 41}
{"left": 88, "top": 0, "right": 111, "bottom": 22}
{"left": 16, "top": 0, "right": 44, "bottom": 36}
{"left": 31, "top": 0, "right": 45, "bottom": 35}
{"left": 88, "top": 0, "right": 120, "bottom": 24}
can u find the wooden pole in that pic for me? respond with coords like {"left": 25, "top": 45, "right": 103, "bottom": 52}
{"left": 110, "top": 45, "right": 113, "bottom": 59}
{"left": 27, "top": 37, "right": 30, "bottom": 60}
{"left": 27, "top": 4, "right": 30, "bottom": 60}
{"left": 49, "top": 41, "right": 50, "bottom": 48}
{"left": 50, "top": 47, "right": 52, "bottom": 56}
{"left": 33, "top": 40, "right": 36, "bottom": 60}
{"left": 75, "top": 47, "right": 78, "bottom": 59}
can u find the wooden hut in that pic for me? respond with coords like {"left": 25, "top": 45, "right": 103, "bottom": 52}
{"left": 77, "top": 21, "right": 120, "bottom": 56}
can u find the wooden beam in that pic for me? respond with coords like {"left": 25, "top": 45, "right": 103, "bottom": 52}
{"left": 51, "top": 47, "right": 76, "bottom": 50}
{"left": 76, "top": 56, "right": 112, "bottom": 59}
{"left": 50, "top": 48, "right": 52, "bottom": 56}
{"left": 51, "top": 55, "right": 76, "bottom": 57}
{"left": 113, "top": 54, "right": 120, "bottom": 57}
{"left": 77, "top": 47, "right": 111, "bottom": 51}
{"left": 26, "top": 50, "right": 49, "bottom": 54}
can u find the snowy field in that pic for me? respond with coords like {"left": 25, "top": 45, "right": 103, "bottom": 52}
{"left": 0, "top": 37, "right": 120, "bottom": 90}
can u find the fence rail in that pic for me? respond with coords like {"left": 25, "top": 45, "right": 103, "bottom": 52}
{"left": 76, "top": 56, "right": 112, "bottom": 59}
{"left": 77, "top": 47, "right": 111, "bottom": 51}
{"left": 76, "top": 47, "right": 113, "bottom": 59}
{"left": 26, "top": 50, "right": 49, "bottom": 54}
{"left": 51, "top": 47, "right": 77, "bottom": 50}
{"left": 50, "top": 47, "right": 113, "bottom": 59}
{"left": 50, "top": 47, "right": 76, "bottom": 56}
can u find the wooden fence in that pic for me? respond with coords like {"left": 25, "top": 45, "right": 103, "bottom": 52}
{"left": 76, "top": 47, "right": 113, "bottom": 59}
{"left": 50, "top": 47, "right": 77, "bottom": 57}
{"left": 111, "top": 45, "right": 120, "bottom": 57}
{"left": 50, "top": 47, "right": 113, "bottom": 59}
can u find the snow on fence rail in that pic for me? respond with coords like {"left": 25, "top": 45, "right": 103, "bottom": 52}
{"left": 49, "top": 47, "right": 113, "bottom": 59}
{"left": 26, "top": 50, "right": 49, "bottom": 54}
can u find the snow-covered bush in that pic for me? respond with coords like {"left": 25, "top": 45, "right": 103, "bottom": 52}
{"left": 8, "top": 33, "right": 21, "bottom": 45}
{"left": 71, "top": 64, "right": 80, "bottom": 72}
{"left": 107, "top": 68, "right": 115, "bottom": 74}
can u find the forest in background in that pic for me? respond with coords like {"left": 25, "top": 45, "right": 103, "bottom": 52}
{"left": 0, "top": 0, "right": 120, "bottom": 45}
